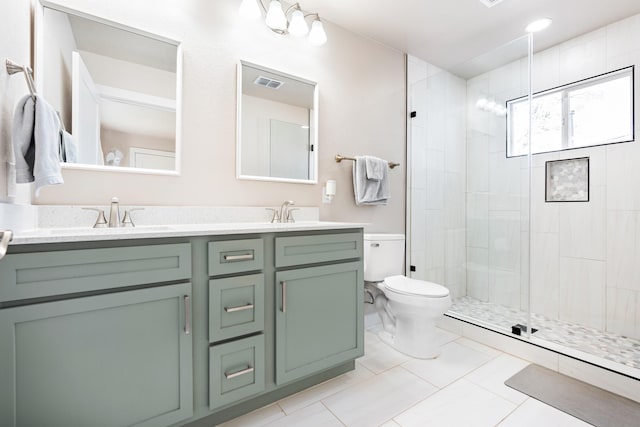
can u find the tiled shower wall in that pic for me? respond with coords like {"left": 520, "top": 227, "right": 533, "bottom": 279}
{"left": 465, "top": 43, "right": 529, "bottom": 314}
{"left": 466, "top": 13, "right": 640, "bottom": 340}
{"left": 408, "top": 56, "right": 467, "bottom": 299}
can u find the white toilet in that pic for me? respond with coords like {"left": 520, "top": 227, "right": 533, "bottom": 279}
{"left": 364, "top": 233, "right": 452, "bottom": 359}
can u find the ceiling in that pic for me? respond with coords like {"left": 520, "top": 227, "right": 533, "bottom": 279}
{"left": 301, "top": 0, "right": 640, "bottom": 77}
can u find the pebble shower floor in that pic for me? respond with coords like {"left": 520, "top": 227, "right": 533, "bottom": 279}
{"left": 450, "top": 296, "right": 640, "bottom": 370}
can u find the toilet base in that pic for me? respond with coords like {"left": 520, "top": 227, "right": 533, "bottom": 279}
{"left": 378, "top": 328, "right": 442, "bottom": 360}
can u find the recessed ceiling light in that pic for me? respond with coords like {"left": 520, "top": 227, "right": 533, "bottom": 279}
{"left": 526, "top": 18, "right": 552, "bottom": 33}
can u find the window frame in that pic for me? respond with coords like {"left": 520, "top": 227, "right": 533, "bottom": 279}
{"left": 506, "top": 65, "right": 635, "bottom": 158}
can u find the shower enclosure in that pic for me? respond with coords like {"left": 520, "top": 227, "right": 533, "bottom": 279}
{"left": 408, "top": 14, "right": 639, "bottom": 379}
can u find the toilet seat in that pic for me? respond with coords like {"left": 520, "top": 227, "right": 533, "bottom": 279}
{"left": 383, "top": 275, "right": 450, "bottom": 298}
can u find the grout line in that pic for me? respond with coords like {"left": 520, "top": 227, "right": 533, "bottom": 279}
{"left": 320, "top": 401, "right": 347, "bottom": 427}
{"left": 493, "top": 397, "right": 531, "bottom": 426}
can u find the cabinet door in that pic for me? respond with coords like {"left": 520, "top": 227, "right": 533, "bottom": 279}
{"left": 275, "top": 262, "right": 363, "bottom": 385}
{"left": 0, "top": 283, "right": 193, "bottom": 427}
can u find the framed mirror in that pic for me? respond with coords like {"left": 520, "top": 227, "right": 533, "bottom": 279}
{"left": 237, "top": 61, "right": 318, "bottom": 184}
{"left": 35, "top": 0, "right": 182, "bottom": 174}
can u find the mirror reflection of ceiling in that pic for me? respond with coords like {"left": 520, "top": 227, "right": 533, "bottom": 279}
{"left": 68, "top": 14, "right": 176, "bottom": 72}
{"left": 242, "top": 65, "right": 315, "bottom": 109}
{"left": 100, "top": 100, "right": 175, "bottom": 139}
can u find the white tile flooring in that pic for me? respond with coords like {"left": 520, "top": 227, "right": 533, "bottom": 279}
{"left": 220, "top": 326, "right": 592, "bottom": 427}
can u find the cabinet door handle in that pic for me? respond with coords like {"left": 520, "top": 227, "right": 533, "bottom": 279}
{"left": 223, "top": 253, "right": 254, "bottom": 261}
{"left": 224, "top": 365, "right": 254, "bottom": 380}
{"left": 184, "top": 295, "right": 191, "bottom": 335}
{"left": 281, "top": 281, "right": 287, "bottom": 313}
{"left": 224, "top": 303, "right": 254, "bottom": 313}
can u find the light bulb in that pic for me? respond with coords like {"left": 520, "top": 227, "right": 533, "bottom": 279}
{"left": 288, "top": 9, "right": 309, "bottom": 37}
{"left": 308, "top": 19, "right": 327, "bottom": 46}
{"left": 238, "top": 0, "right": 261, "bottom": 21}
{"left": 265, "top": 0, "right": 287, "bottom": 31}
{"left": 525, "top": 18, "right": 552, "bottom": 33}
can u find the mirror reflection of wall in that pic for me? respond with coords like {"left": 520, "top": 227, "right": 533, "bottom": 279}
{"left": 238, "top": 61, "right": 318, "bottom": 183}
{"left": 38, "top": 3, "right": 180, "bottom": 173}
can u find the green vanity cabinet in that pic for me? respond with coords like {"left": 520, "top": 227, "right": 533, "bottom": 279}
{"left": 0, "top": 282, "right": 193, "bottom": 427}
{"left": 275, "top": 262, "right": 364, "bottom": 385}
{"left": 0, "top": 228, "right": 364, "bottom": 427}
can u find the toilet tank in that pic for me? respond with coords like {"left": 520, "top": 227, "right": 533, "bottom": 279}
{"left": 363, "top": 234, "right": 405, "bottom": 282}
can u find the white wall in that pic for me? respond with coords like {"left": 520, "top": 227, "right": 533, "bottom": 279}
{"left": 0, "top": 0, "right": 31, "bottom": 209}
{"left": 408, "top": 56, "right": 467, "bottom": 298}
{"left": 0, "top": 0, "right": 406, "bottom": 234}
{"left": 466, "top": 13, "right": 640, "bottom": 339}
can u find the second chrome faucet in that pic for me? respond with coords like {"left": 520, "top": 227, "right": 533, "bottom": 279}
{"left": 267, "top": 200, "right": 297, "bottom": 223}
{"left": 84, "top": 197, "right": 144, "bottom": 228}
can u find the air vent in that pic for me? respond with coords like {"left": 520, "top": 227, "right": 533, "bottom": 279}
{"left": 254, "top": 76, "right": 284, "bottom": 89}
{"left": 479, "top": 0, "right": 506, "bottom": 7}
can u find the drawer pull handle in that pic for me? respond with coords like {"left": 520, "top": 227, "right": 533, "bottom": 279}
{"left": 184, "top": 295, "right": 191, "bottom": 335}
{"left": 281, "top": 281, "right": 287, "bottom": 313}
{"left": 223, "top": 253, "right": 254, "bottom": 262}
{"left": 224, "top": 303, "right": 254, "bottom": 313}
{"left": 225, "top": 366, "right": 254, "bottom": 380}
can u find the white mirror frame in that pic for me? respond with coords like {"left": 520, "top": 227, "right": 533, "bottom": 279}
{"left": 236, "top": 60, "right": 319, "bottom": 184}
{"left": 34, "top": 0, "right": 183, "bottom": 176}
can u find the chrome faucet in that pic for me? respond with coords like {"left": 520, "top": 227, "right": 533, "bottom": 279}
{"left": 108, "top": 197, "right": 121, "bottom": 228}
{"left": 279, "top": 200, "right": 294, "bottom": 223}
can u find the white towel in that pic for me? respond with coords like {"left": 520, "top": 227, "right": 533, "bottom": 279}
{"left": 365, "top": 155, "right": 386, "bottom": 181}
{"left": 12, "top": 95, "right": 64, "bottom": 196}
{"left": 59, "top": 129, "right": 78, "bottom": 163}
{"left": 353, "top": 155, "right": 390, "bottom": 206}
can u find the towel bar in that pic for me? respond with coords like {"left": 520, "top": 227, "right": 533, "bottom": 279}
{"left": 335, "top": 154, "right": 399, "bottom": 169}
{"left": 6, "top": 59, "right": 36, "bottom": 99}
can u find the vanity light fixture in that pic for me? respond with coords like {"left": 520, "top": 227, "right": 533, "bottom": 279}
{"left": 239, "top": 0, "right": 328, "bottom": 46}
{"left": 525, "top": 18, "right": 552, "bottom": 33}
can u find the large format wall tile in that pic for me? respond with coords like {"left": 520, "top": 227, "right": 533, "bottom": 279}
{"left": 605, "top": 287, "right": 639, "bottom": 339}
{"left": 558, "top": 186, "right": 606, "bottom": 260}
{"left": 606, "top": 210, "right": 640, "bottom": 292}
{"left": 530, "top": 232, "right": 560, "bottom": 319}
{"left": 559, "top": 257, "right": 606, "bottom": 330}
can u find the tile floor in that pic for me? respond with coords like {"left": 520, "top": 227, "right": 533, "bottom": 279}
{"left": 220, "top": 325, "right": 592, "bottom": 427}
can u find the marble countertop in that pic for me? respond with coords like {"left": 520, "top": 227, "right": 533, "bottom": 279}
{"left": 11, "top": 221, "right": 366, "bottom": 245}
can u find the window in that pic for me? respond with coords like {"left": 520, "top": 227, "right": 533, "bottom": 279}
{"left": 507, "top": 66, "right": 634, "bottom": 157}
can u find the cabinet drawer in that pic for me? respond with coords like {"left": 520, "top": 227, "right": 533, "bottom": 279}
{"left": 0, "top": 243, "right": 191, "bottom": 303}
{"left": 208, "top": 239, "right": 264, "bottom": 276}
{"left": 209, "top": 334, "right": 265, "bottom": 410}
{"left": 275, "top": 232, "right": 362, "bottom": 267}
{"left": 209, "top": 274, "right": 264, "bottom": 342}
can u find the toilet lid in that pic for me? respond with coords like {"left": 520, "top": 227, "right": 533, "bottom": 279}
{"left": 383, "top": 275, "right": 450, "bottom": 298}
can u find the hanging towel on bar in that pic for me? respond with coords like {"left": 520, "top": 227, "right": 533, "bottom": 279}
{"left": 365, "top": 155, "right": 387, "bottom": 181}
{"left": 353, "top": 155, "right": 390, "bottom": 205}
{"left": 12, "top": 95, "right": 64, "bottom": 196}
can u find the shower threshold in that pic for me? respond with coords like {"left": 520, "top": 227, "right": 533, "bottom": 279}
{"left": 449, "top": 296, "right": 640, "bottom": 373}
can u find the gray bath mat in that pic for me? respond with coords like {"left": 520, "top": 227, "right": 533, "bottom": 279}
{"left": 505, "top": 364, "right": 640, "bottom": 427}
